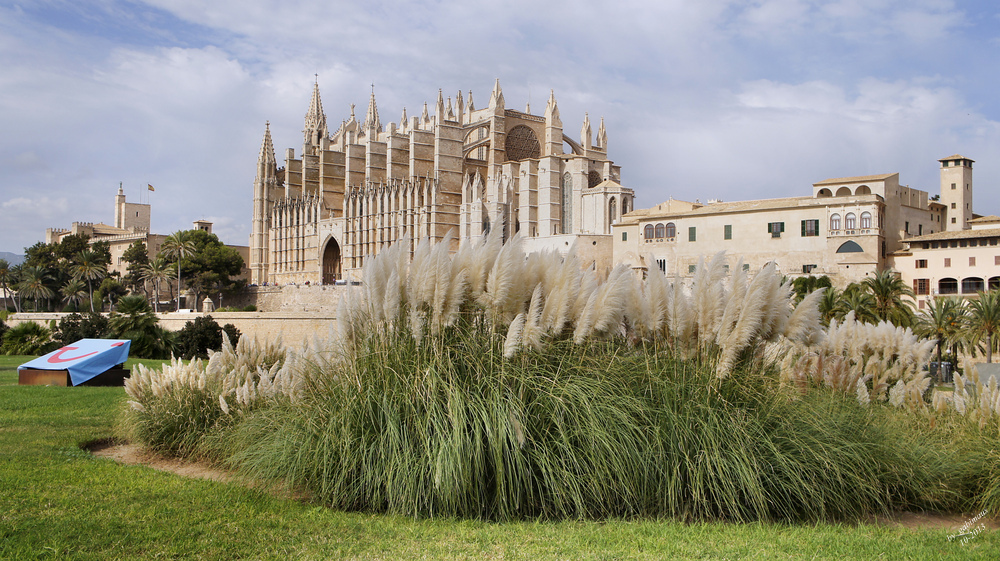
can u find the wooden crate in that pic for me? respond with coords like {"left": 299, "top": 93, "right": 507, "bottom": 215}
{"left": 18, "top": 369, "right": 70, "bottom": 386}
{"left": 18, "top": 367, "right": 130, "bottom": 387}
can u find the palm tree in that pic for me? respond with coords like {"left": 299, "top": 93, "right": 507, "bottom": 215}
{"left": 18, "top": 265, "right": 54, "bottom": 311}
{"left": 862, "top": 268, "right": 915, "bottom": 326}
{"left": 60, "top": 279, "right": 88, "bottom": 311}
{"left": 72, "top": 249, "right": 107, "bottom": 313}
{"left": 819, "top": 286, "right": 841, "bottom": 325}
{"left": 140, "top": 257, "right": 172, "bottom": 312}
{"left": 838, "top": 284, "right": 878, "bottom": 324}
{"left": 914, "top": 297, "right": 966, "bottom": 381}
{"left": 0, "top": 259, "right": 11, "bottom": 311}
{"left": 966, "top": 290, "right": 1000, "bottom": 363}
{"left": 162, "top": 231, "right": 197, "bottom": 312}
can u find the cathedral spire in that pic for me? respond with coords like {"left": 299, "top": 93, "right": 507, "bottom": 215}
{"left": 363, "top": 84, "right": 382, "bottom": 135}
{"left": 597, "top": 116, "right": 607, "bottom": 150}
{"left": 488, "top": 79, "right": 504, "bottom": 111}
{"left": 467, "top": 90, "right": 475, "bottom": 113}
{"left": 545, "top": 90, "right": 560, "bottom": 123}
{"left": 400, "top": 107, "right": 408, "bottom": 132}
{"left": 456, "top": 90, "right": 464, "bottom": 124}
{"left": 435, "top": 89, "right": 445, "bottom": 123}
{"left": 581, "top": 113, "right": 592, "bottom": 150}
{"left": 421, "top": 101, "right": 431, "bottom": 126}
{"left": 258, "top": 121, "right": 276, "bottom": 171}
{"left": 303, "top": 77, "right": 328, "bottom": 147}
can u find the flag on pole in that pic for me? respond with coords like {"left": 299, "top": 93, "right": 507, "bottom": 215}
{"left": 147, "top": 184, "right": 155, "bottom": 192}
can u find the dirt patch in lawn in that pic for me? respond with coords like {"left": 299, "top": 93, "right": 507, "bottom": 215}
{"left": 87, "top": 440, "right": 232, "bottom": 483}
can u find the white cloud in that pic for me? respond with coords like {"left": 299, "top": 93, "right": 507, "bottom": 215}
{"left": 1, "top": 0, "right": 999, "bottom": 256}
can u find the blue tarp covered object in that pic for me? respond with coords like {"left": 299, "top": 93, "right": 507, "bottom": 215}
{"left": 18, "top": 339, "right": 131, "bottom": 386}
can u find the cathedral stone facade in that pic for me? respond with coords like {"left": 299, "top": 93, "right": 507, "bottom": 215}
{"left": 249, "top": 80, "right": 633, "bottom": 285}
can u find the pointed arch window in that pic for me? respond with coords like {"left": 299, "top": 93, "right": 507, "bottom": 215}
{"left": 561, "top": 172, "right": 573, "bottom": 234}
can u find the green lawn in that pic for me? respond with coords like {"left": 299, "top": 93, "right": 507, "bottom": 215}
{"left": 0, "top": 355, "right": 996, "bottom": 560}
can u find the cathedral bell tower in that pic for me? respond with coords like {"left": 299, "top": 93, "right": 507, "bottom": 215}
{"left": 250, "top": 122, "right": 277, "bottom": 284}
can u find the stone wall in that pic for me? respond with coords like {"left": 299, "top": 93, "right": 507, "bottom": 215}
{"left": 6, "top": 311, "right": 337, "bottom": 348}
{"left": 224, "top": 284, "right": 345, "bottom": 313}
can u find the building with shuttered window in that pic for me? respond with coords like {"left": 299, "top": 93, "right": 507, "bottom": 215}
{"left": 614, "top": 156, "right": 971, "bottom": 287}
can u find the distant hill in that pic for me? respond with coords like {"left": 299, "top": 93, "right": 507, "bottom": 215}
{"left": 0, "top": 252, "right": 24, "bottom": 266}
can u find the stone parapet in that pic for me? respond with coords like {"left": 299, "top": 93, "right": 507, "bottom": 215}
{"left": 6, "top": 311, "right": 338, "bottom": 348}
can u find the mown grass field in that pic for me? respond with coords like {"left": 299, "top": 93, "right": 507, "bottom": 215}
{"left": 0, "top": 354, "right": 996, "bottom": 560}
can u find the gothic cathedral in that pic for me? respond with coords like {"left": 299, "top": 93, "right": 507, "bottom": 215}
{"left": 249, "top": 79, "right": 633, "bottom": 285}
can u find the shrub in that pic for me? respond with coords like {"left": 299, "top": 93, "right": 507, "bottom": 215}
{"left": 54, "top": 312, "right": 111, "bottom": 344}
{"left": 176, "top": 315, "right": 231, "bottom": 360}
{"left": 222, "top": 323, "right": 241, "bottom": 346}
{"left": 0, "top": 318, "right": 7, "bottom": 342}
{"left": 1, "top": 321, "right": 58, "bottom": 355}
{"left": 109, "top": 295, "right": 174, "bottom": 359}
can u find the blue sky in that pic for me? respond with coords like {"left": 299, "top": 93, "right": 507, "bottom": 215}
{"left": 2, "top": 0, "right": 999, "bottom": 254}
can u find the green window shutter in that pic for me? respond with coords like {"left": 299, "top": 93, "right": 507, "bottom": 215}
{"left": 688, "top": 264, "right": 696, "bottom": 273}
{"left": 622, "top": 232, "right": 627, "bottom": 241}
{"left": 780, "top": 222, "right": 785, "bottom": 233}
{"left": 801, "top": 220, "right": 806, "bottom": 236}
{"left": 767, "top": 223, "right": 773, "bottom": 234}
{"left": 689, "top": 227, "right": 696, "bottom": 242}
{"left": 724, "top": 224, "right": 732, "bottom": 240}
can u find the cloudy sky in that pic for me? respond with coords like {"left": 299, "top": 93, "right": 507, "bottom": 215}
{"left": 2, "top": 0, "right": 999, "bottom": 255}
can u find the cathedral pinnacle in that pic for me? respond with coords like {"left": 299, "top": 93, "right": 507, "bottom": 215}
{"left": 581, "top": 113, "right": 592, "bottom": 150}
{"left": 489, "top": 79, "right": 504, "bottom": 110}
{"left": 363, "top": 86, "right": 383, "bottom": 135}
{"left": 597, "top": 116, "right": 607, "bottom": 150}
{"left": 304, "top": 79, "right": 328, "bottom": 146}
{"left": 255, "top": 121, "right": 277, "bottom": 184}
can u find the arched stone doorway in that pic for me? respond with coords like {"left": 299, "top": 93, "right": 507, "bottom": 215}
{"left": 322, "top": 238, "right": 342, "bottom": 284}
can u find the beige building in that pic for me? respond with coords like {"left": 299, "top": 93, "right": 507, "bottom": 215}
{"left": 45, "top": 187, "right": 249, "bottom": 281}
{"left": 250, "top": 80, "right": 633, "bottom": 285}
{"left": 615, "top": 155, "right": 971, "bottom": 287}
{"left": 46, "top": 186, "right": 166, "bottom": 276}
{"left": 891, "top": 215, "right": 999, "bottom": 310}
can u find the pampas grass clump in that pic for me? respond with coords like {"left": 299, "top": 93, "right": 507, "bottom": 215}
{"left": 122, "top": 333, "right": 299, "bottom": 457}
{"left": 122, "top": 230, "right": 986, "bottom": 520}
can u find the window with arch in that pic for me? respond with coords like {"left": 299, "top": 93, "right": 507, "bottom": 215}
{"left": 830, "top": 213, "right": 841, "bottom": 230}
{"left": 665, "top": 222, "right": 676, "bottom": 238}
{"left": 588, "top": 170, "right": 602, "bottom": 188}
{"left": 845, "top": 213, "right": 857, "bottom": 229}
{"left": 860, "top": 211, "right": 872, "bottom": 229}
{"left": 561, "top": 172, "right": 573, "bottom": 234}
{"left": 608, "top": 197, "right": 617, "bottom": 226}
{"left": 654, "top": 223, "right": 665, "bottom": 238}
{"left": 644, "top": 224, "right": 655, "bottom": 238}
